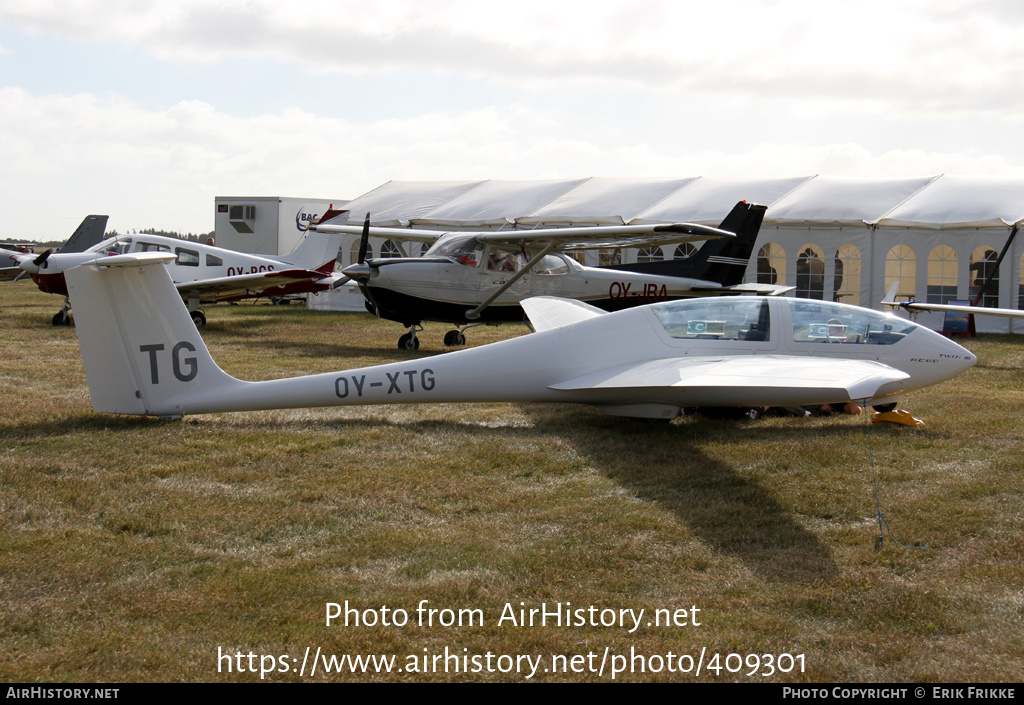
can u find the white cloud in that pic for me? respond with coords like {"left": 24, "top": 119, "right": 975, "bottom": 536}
{"left": 1, "top": 85, "right": 1017, "bottom": 238}
{"left": 3, "top": 0, "right": 1024, "bottom": 114}
{"left": 2, "top": 1, "right": 1022, "bottom": 238}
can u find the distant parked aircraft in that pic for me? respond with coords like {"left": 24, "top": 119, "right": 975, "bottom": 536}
{"left": 8, "top": 210, "right": 348, "bottom": 326}
{"left": 316, "top": 202, "right": 789, "bottom": 349}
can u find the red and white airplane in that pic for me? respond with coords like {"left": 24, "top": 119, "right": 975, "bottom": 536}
{"left": 8, "top": 210, "right": 349, "bottom": 326}
{"left": 2, "top": 214, "right": 110, "bottom": 278}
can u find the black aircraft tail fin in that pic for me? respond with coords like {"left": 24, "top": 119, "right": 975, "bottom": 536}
{"left": 56, "top": 215, "right": 109, "bottom": 254}
{"left": 606, "top": 201, "right": 766, "bottom": 287}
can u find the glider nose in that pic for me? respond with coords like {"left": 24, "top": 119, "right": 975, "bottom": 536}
{"left": 946, "top": 338, "right": 978, "bottom": 376}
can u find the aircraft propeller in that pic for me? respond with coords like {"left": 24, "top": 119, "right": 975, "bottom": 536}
{"left": 357, "top": 212, "right": 371, "bottom": 264}
{"left": 33, "top": 250, "right": 52, "bottom": 268}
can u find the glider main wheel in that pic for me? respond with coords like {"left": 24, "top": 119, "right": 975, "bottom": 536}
{"left": 872, "top": 402, "right": 897, "bottom": 412}
{"left": 398, "top": 332, "right": 420, "bottom": 350}
{"left": 52, "top": 311, "right": 71, "bottom": 326}
{"left": 190, "top": 310, "right": 207, "bottom": 327}
{"left": 443, "top": 330, "right": 466, "bottom": 347}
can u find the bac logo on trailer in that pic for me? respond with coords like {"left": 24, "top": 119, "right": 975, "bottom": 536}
{"left": 296, "top": 207, "right": 321, "bottom": 232}
{"left": 139, "top": 343, "right": 198, "bottom": 384}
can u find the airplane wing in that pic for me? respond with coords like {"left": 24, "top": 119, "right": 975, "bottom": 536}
{"left": 0, "top": 266, "right": 24, "bottom": 282}
{"left": 474, "top": 222, "right": 734, "bottom": 252}
{"left": 314, "top": 222, "right": 732, "bottom": 252}
{"left": 882, "top": 282, "right": 1024, "bottom": 319}
{"left": 175, "top": 268, "right": 342, "bottom": 302}
{"left": 895, "top": 301, "right": 1024, "bottom": 319}
{"left": 550, "top": 355, "right": 910, "bottom": 406}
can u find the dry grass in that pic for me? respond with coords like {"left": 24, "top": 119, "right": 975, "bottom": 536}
{"left": 1, "top": 280, "right": 1022, "bottom": 682}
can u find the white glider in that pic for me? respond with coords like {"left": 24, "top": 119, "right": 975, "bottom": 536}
{"left": 65, "top": 254, "right": 976, "bottom": 420}
{"left": 883, "top": 282, "right": 1024, "bottom": 319}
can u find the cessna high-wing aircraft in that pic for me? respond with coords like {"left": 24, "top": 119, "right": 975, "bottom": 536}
{"left": 315, "top": 201, "right": 787, "bottom": 349}
{"left": 9, "top": 210, "right": 348, "bottom": 327}
{"left": 1, "top": 214, "right": 110, "bottom": 280}
{"left": 64, "top": 253, "right": 975, "bottom": 420}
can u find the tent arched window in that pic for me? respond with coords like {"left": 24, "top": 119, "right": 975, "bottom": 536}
{"left": 1019, "top": 253, "right": 1024, "bottom": 310}
{"left": 927, "top": 245, "right": 958, "bottom": 304}
{"left": 832, "top": 244, "right": 861, "bottom": 306}
{"left": 380, "top": 240, "right": 403, "bottom": 258}
{"left": 969, "top": 246, "right": 999, "bottom": 307}
{"left": 796, "top": 244, "right": 825, "bottom": 300}
{"left": 885, "top": 244, "right": 916, "bottom": 302}
{"left": 757, "top": 243, "right": 785, "bottom": 286}
{"left": 637, "top": 246, "right": 664, "bottom": 263}
{"left": 673, "top": 242, "right": 697, "bottom": 259}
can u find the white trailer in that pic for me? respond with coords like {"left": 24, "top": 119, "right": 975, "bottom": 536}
{"left": 213, "top": 196, "right": 348, "bottom": 256}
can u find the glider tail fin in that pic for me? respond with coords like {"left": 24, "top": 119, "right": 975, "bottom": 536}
{"left": 606, "top": 201, "right": 766, "bottom": 286}
{"left": 65, "top": 254, "right": 237, "bottom": 418}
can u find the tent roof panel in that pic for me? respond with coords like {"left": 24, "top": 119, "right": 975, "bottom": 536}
{"left": 765, "top": 175, "right": 939, "bottom": 226}
{"left": 872, "top": 175, "right": 1024, "bottom": 229}
{"left": 636, "top": 176, "right": 815, "bottom": 224}
{"left": 413, "top": 179, "right": 589, "bottom": 228}
{"left": 333, "top": 176, "right": 1024, "bottom": 232}
{"left": 336, "top": 180, "right": 485, "bottom": 227}
{"left": 516, "top": 177, "right": 697, "bottom": 225}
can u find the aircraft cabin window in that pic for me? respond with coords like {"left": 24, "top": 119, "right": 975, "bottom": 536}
{"left": 487, "top": 249, "right": 521, "bottom": 272}
{"left": 788, "top": 300, "right": 916, "bottom": 345}
{"left": 650, "top": 298, "right": 770, "bottom": 341}
{"left": 206, "top": 254, "right": 223, "bottom": 267}
{"left": 175, "top": 248, "right": 200, "bottom": 267}
{"left": 133, "top": 241, "right": 170, "bottom": 253}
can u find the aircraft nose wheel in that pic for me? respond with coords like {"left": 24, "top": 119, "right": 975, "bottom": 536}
{"left": 443, "top": 330, "right": 467, "bottom": 347}
{"left": 398, "top": 329, "right": 420, "bottom": 350}
{"left": 190, "top": 310, "right": 207, "bottom": 327}
{"left": 52, "top": 310, "right": 72, "bottom": 326}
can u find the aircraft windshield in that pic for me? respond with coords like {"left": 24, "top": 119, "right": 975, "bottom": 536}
{"left": 88, "top": 235, "right": 130, "bottom": 255}
{"left": 650, "top": 298, "right": 770, "bottom": 341}
{"left": 425, "top": 236, "right": 485, "bottom": 268}
{"left": 788, "top": 300, "right": 916, "bottom": 345}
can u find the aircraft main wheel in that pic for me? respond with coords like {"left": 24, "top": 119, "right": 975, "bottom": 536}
{"left": 443, "top": 330, "right": 466, "bottom": 346}
{"left": 872, "top": 402, "right": 897, "bottom": 412}
{"left": 398, "top": 332, "right": 419, "bottom": 350}
{"left": 190, "top": 310, "right": 207, "bottom": 327}
{"left": 52, "top": 311, "right": 71, "bottom": 326}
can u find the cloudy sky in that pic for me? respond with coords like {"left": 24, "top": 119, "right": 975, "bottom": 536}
{"left": 1, "top": 0, "right": 1022, "bottom": 239}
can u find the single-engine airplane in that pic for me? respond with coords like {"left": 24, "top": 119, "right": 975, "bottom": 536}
{"left": 315, "top": 201, "right": 788, "bottom": 349}
{"left": 883, "top": 282, "right": 1024, "bottom": 319}
{"left": 9, "top": 210, "right": 349, "bottom": 327}
{"left": 1, "top": 214, "right": 110, "bottom": 281}
{"left": 64, "top": 253, "right": 976, "bottom": 420}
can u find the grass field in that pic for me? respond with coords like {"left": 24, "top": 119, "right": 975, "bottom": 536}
{"left": 1, "top": 280, "right": 1022, "bottom": 682}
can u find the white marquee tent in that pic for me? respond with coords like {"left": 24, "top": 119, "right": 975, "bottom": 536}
{"left": 326, "top": 176, "right": 1024, "bottom": 333}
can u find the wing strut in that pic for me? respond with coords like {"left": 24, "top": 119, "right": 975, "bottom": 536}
{"left": 464, "top": 242, "right": 558, "bottom": 321}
